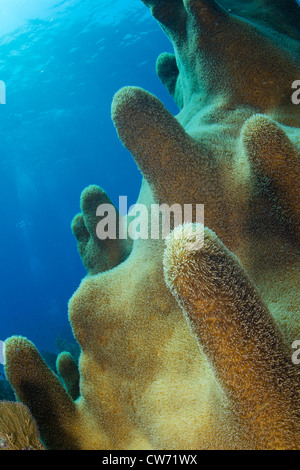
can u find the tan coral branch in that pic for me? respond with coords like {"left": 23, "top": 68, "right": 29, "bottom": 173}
{"left": 164, "top": 224, "right": 300, "bottom": 449}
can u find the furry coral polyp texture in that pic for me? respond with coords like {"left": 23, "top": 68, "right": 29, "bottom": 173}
{"left": 4, "top": 0, "right": 300, "bottom": 449}
{"left": 0, "top": 401, "right": 45, "bottom": 450}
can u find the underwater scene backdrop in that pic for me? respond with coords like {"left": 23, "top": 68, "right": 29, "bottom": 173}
{"left": 0, "top": 0, "right": 176, "bottom": 358}
{"left": 0, "top": 0, "right": 300, "bottom": 451}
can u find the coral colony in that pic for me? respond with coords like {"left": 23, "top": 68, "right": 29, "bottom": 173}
{"left": 2, "top": 0, "right": 300, "bottom": 450}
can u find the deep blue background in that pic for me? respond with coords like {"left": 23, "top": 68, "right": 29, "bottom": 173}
{"left": 0, "top": 0, "right": 178, "bottom": 359}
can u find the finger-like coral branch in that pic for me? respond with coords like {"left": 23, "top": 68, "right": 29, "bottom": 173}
{"left": 4, "top": 336, "right": 78, "bottom": 450}
{"left": 56, "top": 352, "right": 80, "bottom": 401}
{"left": 164, "top": 224, "right": 300, "bottom": 449}
{"left": 111, "top": 86, "right": 207, "bottom": 204}
{"left": 242, "top": 115, "right": 300, "bottom": 232}
{"left": 72, "top": 185, "right": 132, "bottom": 274}
{"left": 156, "top": 53, "right": 181, "bottom": 107}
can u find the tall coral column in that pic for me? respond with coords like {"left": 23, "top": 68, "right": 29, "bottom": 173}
{"left": 164, "top": 224, "right": 300, "bottom": 449}
{"left": 3, "top": 0, "right": 300, "bottom": 450}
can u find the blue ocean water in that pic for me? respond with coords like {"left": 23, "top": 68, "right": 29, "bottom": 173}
{"left": 0, "top": 0, "right": 177, "bottom": 367}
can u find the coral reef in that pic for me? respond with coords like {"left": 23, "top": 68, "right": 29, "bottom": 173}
{"left": 4, "top": 0, "right": 300, "bottom": 449}
{"left": 0, "top": 401, "right": 45, "bottom": 450}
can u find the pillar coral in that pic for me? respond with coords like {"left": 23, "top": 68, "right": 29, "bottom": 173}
{"left": 4, "top": 0, "right": 300, "bottom": 449}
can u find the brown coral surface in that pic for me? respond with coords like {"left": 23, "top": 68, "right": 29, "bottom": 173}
{"left": 4, "top": 0, "right": 300, "bottom": 449}
{"left": 0, "top": 401, "right": 45, "bottom": 450}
